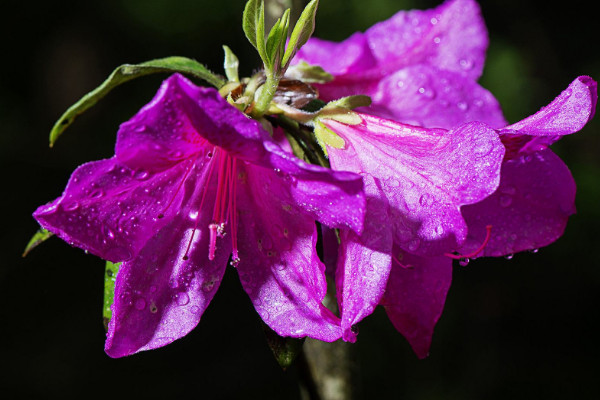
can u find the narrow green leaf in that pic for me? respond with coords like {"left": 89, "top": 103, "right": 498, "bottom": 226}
{"left": 262, "top": 322, "right": 305, "bottom": 370}
{"left": 243, "top": 0, "right": 268, "bottom": 63}
{"left": 243, "top": 0, "right": 261, "bottom": 49}
{"left": 223, "top": 45, "right": 240, "bottom": 83}
{"left": 265, "top": 16, "right": 284, "bottom": 69}
{"left": 281, "top": 0, "right": 319, "bottom": 69}
{"left": 22, "top": 228, "right": 54, "bottom": 257}
{"left": 103, "top": 261, "right": 121, "bottom": 331}
{"left": 49, "top": 56, "right": 224, "bottom": 147}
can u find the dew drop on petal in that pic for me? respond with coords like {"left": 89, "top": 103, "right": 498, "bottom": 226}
{"left": 408, "top": 238, "right": 421, "bottom": 252}
{"left": 459, "top": 258, "right": 470, "bottom": 267}
{"left": 90, "top": 189, "right": 104, "bottom": 199}
{"left": 457, "top": 101, "right": 469, "bottom": 111}
{"left": 175, "top": 292, "right": 190, "bottom": 306}
{"left": 63, "top": 202, "right": 80, "bottom": 212}
{"left": 504, "top": 254, "right": 514, "bottom": 260}
{"left": 499, "top": 195, "right": 513, "bottom": 208}
{"left": 134, "top": 298, "right": 146, "bottom": 310}
{"left": 419, "top": 193, "right": 433, "bottom": 207}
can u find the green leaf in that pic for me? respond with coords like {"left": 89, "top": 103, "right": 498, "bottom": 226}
{"left": 49, "top": 56, "right": 224, "bottom": 147}
{"left": 22, "top": 228, "right": 54, "bottom": 257}
{"left": 265, "top": 8, "right": 290, "bottom": 72}
{"left": 314, "top": 121, "right": 345, "bottom": 157}
{"left": 103, "top": 261, "right": 121, "bottom": 331}
{"left": 243, "top": 0, "right": 267, "bottom": 62}
{"left": 222, "top": 45, "right": 240, "bottom": 83}
{"left": 262, "top": 322, "right": 305, "bottom": 369}
{"left": 286, "top": 61, "right": 333, "bottom": 83}
{"left": 324, "top": 95, "right": 371, "bottom": 111}
{"left": 281, "top": 0, "right": 319, "bottom": 69}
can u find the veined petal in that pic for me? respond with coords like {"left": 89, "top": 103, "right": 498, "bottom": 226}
{"left": 501, "top": 76, "right": 597, "bottom": 157}
{"left": 292, "top": 33, "right": 377, "bottom": 76}
{"left": 105, "top": 160, "right": 231, "bottom": 358}
{"left": 380, "top": 250, "right": 453, "bottom": 359}
{"left": 33, "top": 156, "right": 204, "bottom": 262}
{"left": 365, "top": 0, "right": 488, "bottom": 79}
{"left": 325, "top": 114, "right": 504, "bottom": 255}
{"left": 460, "top": 149, "right": 575, "bottom": 257}
{"left": 335, "top": 175, "right": 393, "bottom": 342}
{"left": 372, "top": 65, "right": 507, "bottom": 129}
{"left": 157, "top": 74, "right": 366, "bottom": 233}
{"left": 234, "top": 164, "right": 342, "bottom": 342}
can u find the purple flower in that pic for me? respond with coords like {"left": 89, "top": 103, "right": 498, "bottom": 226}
{"left": 295, "top": 0, "right": 597, "bottom": 358}
{"left": 322, "top": 75, "right": 596, "bottom": 356}
{"left": 320, "top": 113, "right": 505, "bottom": 346}
{"left": 33, "top": 74, "right": 366, "bottom": 357}
{"left": 293, "top": 0, "right": 506, "bottom": 129}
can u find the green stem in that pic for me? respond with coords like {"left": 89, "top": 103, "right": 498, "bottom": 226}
{"left": 252, "top": 70, "right": 280, "bottom": 117}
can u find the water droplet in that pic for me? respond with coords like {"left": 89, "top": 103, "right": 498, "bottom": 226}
{"left": 457, "top": 101, "right": 469, "bottom": 111}
{"left": 90, "top": 189, "right": 104, "bottom": 199}
{"left": 63, "top": 202, "right": 80, "bottom": 211}
{"left": 175, "top": 292, "right": 190, "bottom": 306}
{"left": 459, "top": 58, "right": 474, "bottom": 70}
{"left": 499, "top": 195, "right": 513, "bottom": 208}
{"left": 134, "top": 170, "right": 150, "bottom": 180}
{"left": 435, "top": 225, "right": 444, "bottom": 235}
{"left": 529, "top": 248, "right": 539, "bottom": 254}
{"left": 419, "top": 193, "right": 433, "bottom": 207}
{"left": 408, "top": 238, "right": 421, "bottom": 252}
{"left": 459, "top": 258, "right": 470, "bottom": 267}
{"left": 135, "top": 125, "right": 147, "bottom": 133}
{"left": 190, "top": 306, "right": 200, "bottom": 314}
{"left": 134, "top": 298, "right": 146, "bottom": 310}
{"left": 418, "top": 87, "right": 436, "bottom": 99}
{"left": 430, "top": 17, "right": 438, "bottom": 25}
{"left": 504, "top": 254, "right": 514, "bottom": 260}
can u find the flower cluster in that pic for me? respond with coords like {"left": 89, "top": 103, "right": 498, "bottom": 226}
{"left": 33, "top": 0, "right": 596, "bottom": 358}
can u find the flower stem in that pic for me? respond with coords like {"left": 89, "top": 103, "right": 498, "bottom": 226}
{"left": 252, "top": 70, "right": 280, "bottom": 118}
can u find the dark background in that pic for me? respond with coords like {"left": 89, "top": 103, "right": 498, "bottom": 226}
{"left": 1, "top": 0, "right": 598, "bottom": 398}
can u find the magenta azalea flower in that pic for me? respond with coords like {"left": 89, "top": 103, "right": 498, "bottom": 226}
{"left": 321, "top": 78, "right": 596, "bottom": 357}
{"left": 320, "top": 114, "right": 505, "bottom": 347}
{"left": 33, "top": 74, "right": 367, "bottom": 358}
{"left": 294, "top": 0, "right": 597, "bottom": 358}
{"left": 293, "top": 0, "right": 506, "bottom": 129}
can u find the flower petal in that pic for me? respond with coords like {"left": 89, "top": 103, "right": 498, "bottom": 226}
{"left": 326, "top": 114, "right": 504, "bottom": 255}
{"left": 33, "top": 156, "right": 201, "bottom": 262}
{"left": 160, "top": 74, "right": 366, "bottom": 233}
{"left": 371, "top": 65, "right": 507, "bottom": 129}
{"left": 380, "top": 250, "right": 453, "bottom": 359}
{"left": 460, "top": 149, "right": 575, "bottom": 257}
{"left": 335, "top": 175, "right": 393, "bottom": 342}
{"left": 501, "top": 76, "right": 597, "bottom": 157}
{"left": 365, "top": 0, "right": 488, "bottom": 79}
{"left": 292, "top": 33, "right": 377, "bottom": 76}
{"left": 105, "top": 161, "right": 231, "bottom": 357}
{"left": 234, "top": 165, "right": 342, "bottom": 341}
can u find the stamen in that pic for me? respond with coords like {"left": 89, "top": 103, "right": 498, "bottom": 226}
{"left": 445, "top": 225, "right": 493, "bottom": 261}
{"left": 182, "top": 148, "right": 219, "bottom": 260}
{"left": 208, "top": 223, "right": 219, "bottom": 260}
{"left": 157, "top": 157, "right": 195, "bottom": 218}
{"left": 391, "top": 252, "right": 413, "bottom": 269}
